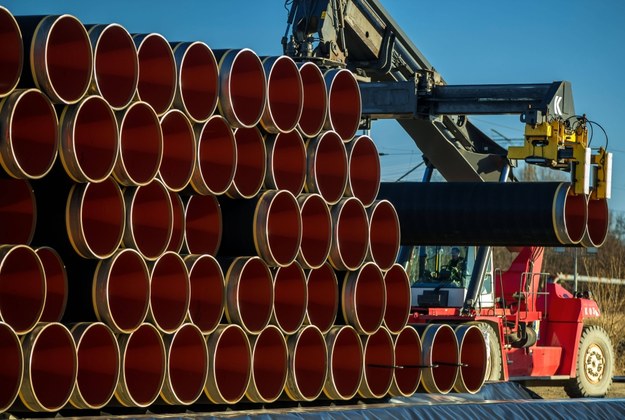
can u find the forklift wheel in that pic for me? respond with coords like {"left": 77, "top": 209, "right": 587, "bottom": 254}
{"left": 564, "top": 325, "right": 614, "bottom": 398}
{"left": 472, "top": 322, "right": 502, "bottom": 381}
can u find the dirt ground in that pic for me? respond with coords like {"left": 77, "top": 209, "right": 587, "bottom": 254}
{"left": 528, "top": 381, "right": 625, "bottom": 399}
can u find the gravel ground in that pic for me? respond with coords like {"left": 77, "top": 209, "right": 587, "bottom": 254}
{"left": 528, "top": 381, "right": 625, "bottom": 399}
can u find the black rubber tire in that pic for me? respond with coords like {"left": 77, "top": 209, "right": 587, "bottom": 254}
{"left": 471, "top": 322, "right": 502, "bottom": 381}
{"left": 564, "top": 325, "right": 614, "bottom": 398}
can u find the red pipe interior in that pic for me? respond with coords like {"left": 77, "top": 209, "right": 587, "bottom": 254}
{"left": 228, "top": 49, "right": 265, "bottom": 127}
{"left": 459, "top": 327, "right": 487, "bottom": 393}
{"left": 213, "top": 326, "right": 251, "bottom": 403}
{"left": 265, "top": 190, "right": 302, "bottom": 266}
{"left": 167, "top": 324, "right": 208, "bottom": 404}
{"left": 186, "top": 255, "right": 224, "bottom": 334}
{"left": 267, "top": 131, "right": 306, "bottom": 195}
{"left": 0, "top": 179, "right": 35, "bottom": 245}
{"left": 327, "top": 70, "right": 361, "bottom": 141}
{"left": 36, "top": 247, "right": 67, "bottom": 323}
{"left": 335, "top": 198, "right": 369, "bottom": 270}
{"left": 128, "top": 180, "right": 173, "bottom": 259}
{"left": 586, "top": 198, "right": 609, "bottom": 246}
{"left": 150, "top": 253, "right": 190, "bottom": 332}
{"left": 353, "top": 263, "right": 385, "bottom": 334}
{"left": 431, "top": 325, "right": 459, "bottom": 393}
{"left": 273, "top": 263, "right": 307, "bottom": 334}
{"left": 234, "top": 258, "right": 273, "bottom": 333}
{"left": 564, "top": 191, "right": 587, "bottom": 244}
{"left": 0, "top": 323, "right": 22, "bottom": 412}
{"left": 368, "top": 200, "right": 400, "bottom": 271}
{"left": 136, "top": 34, "right": 176, "bottom": 115}
{"left": 159, "top": 110, "right": 196, "bottom": 191}
{"left": 166, "top": 191, "right": 185, "bottom": 253}
{"left": 265, "top": 56, "right": 302, "bottom": 132}
{"left": 363, "top": 328, "right": 394, "bottom": 397}
{"left": 383, "top": 265, "right": 410, "bottom": 333}
{"left": 252, "top": 326, "right": 288, "bottom": 402}
{"left": 0, "top": 7, "right": 22, "bottom": 96}
{"left": 329, "top": 327, "right": 362, "bottom": 399}
{"left": 178, "top": 42, "right": 218, "bottom": 122}
{"left": 122, "top": 324, "right": 165, "bottom": 406}
{"left": 292, "top": 326, "right": 327, "bottom": 399}
{"left": 393, "top": 326, "right": 422, "bottom": 395}
{"left": 231, "top": 127, "right": 266, "bottom": 198}
{"left": 298, "top": 194, "right": 332, "bottom": 269}
{"left": 348, "top": 135, "right": 380, "bottom": 207}
{"left": 309, "top": 131, "right": 347, "bottom": 204}
{"left": 194, "top": 116, "right": 236, "bottom": 195}
{"left": 184, "top": 194, "right": 222, "bottom": 255}
{"left": 306, "top": 263, "right": 338, "bottom": 332}
{"left": 298, "top": 62, "right": 326, "bottom": 137}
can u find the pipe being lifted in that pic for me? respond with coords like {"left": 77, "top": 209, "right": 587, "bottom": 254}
{"left": 184, "top": 254, "right": 225, "bottom": 335}
{"left": 260, "top": 56, "right": 303, "bottom": 134}
{"left": 323, "top": 325, "right": 363, "bottom": 400}
{"left": 324, "top": 69, "right": 361, "bottom": 141}
{"left": 0, "top": 179, "right": 35, "bottom": 245}
{"left": 582, "top": 197, "right": 609, "bottom": 247}
{"left": 0, "top": 6, "right": 23, "bottom": 98}
{"left": 297, "top": 62, "right": 327, "bottom": 138}
{"left": 0, "top": 323, "right": 22, "bottom": 413}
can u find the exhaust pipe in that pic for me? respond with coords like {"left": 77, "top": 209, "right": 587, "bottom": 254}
{"left": 246, "top": 325, "right": 288, "bottom": 403}
{"left": 184, "top": 254, "right": 224, "bottom": 335}
{"left": 123, "top": 179, "right": 173, "bottom": 261}
{"left": 69, "top": 322, "right": 120, "bottom": 409}
{"left": 265, "top": 130, "right": 307, "bottom": 196}
{"left": 359, "top": 326, "right": 395, "bottom": 399}
{"left": 183, "top": 194, "right": 222, "bottom": 256}
{"left": 305, "top": 262, "right": 339, "bottom": 334}
{"left": 582, "top": 197, "right": 609, "bottom": 247}
{"left": 87, "top": 23, "right": 138, "bottom": 110}
{"left": 260, "top": 56, "right": 303, "bottom": 134}
{"left": 133, "top": 33, "right": 176, "bottom": 116}
{"left": 324, "top": 69, "right": 361, "bottom": 141}
{"left": 204, "top": 324, "right": 252, "bottom": 404}
{"left": 0, "top": 322, "right": 23, "bottom": 413}
{"left": 297, "top": 194, "right": 332, "bottom": 269}
{"left": 389, "top": 325, "right": 422, "bottom": 397}
{"left": 161, "top": 323, "right": 208, "bottom": 405}
{"left": 0, "top": 245, "right": 45, "bottom": 334}
{"left": 215, "top": 48, "right": 266, "bottom": 128}
{"left": 148, "top": 251, "right": 191, "bottom": 334}
{"left": 340, "top": 262, "right": 386, "bottom": 335}
{"left": 191, "top": 115, "right": 237, "bottom": 196}
{"left": 305, "top": 130, "right": 348, "bottom": 205}
{"left": 0, "top": 178, "right": 36, "bottom": 245}
{"left": 0, "top": 89, "right": 58, "bottom": 179}
{"left": 454, "top": 324, "right": 487, "bottom": 394}
{"left": 166, "top": 191, "right": 185, "bottom": 253}
{"left": 346, "top": 135, "right": 380, "bottom": 208}
{"left": 367, "top": 200, "right": 401, "bottom": 271}
{"left": 113, "top": 101, "right": 163, "bottom": 187}
{"left": 323, "top": 325, "right": 363, "bottom": 400}
{"left": 172, "top": 41, "right": 218, "bottom": 123}
{"left": 35, "top": 247, "right": 68, "bottom": 322}
{"left": 67, "top": 178, "right": 125, "bottom": 259}
{"left": 284, "top": 325, "right": 327, "bottom": 401}
{"left": 0, "top": 6, "right": 22, "bottom": 98}
{"left": 419, "top": 323, "right": 459, "bottom": 394}
{"left": 115, "top": 323, "right": 166, "bottom": 407}
{"left": 297, "top": 62, "right": 327, "bottom": 138}
{"left": 382, "top": 264, "right": 411, "bottom": 334}
{"left": 93, "top": 248, "right": 150, "bottom": 334}
{"left": 272, "top": 262, "right": 307, "bottom": 335}
{"left": 329, "top": 197, "right": 370, "bottom": 271}
{"left": 159, "top": 109, "right": 196, "bottom": 192}
{"left": 19, "top": 323, "right": 77, "bottom": 412}
{"left": 227, "top": 126, "right": 266, "bottom": 199}
{"left": 224, "top": 257, "right": 274, "bottom": 335}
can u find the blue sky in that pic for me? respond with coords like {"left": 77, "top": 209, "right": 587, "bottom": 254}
{"left": 3, "top": 0, "right": 625, "bottom": 212}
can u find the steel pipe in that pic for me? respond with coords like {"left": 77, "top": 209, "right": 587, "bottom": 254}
{"left": 173, "top": 41, "right": 218, "bottom": 123}
{"left": 329, "top": 197, "right": 370, "bottom": 271}
{"left": 0, "top": 322, "right": 22, "bottom": 413}
{"left": 324, "top": 69, "right": 361, "bottom": 141}
{"left": 260, "top": 55, "right": 303, "bottom": 134}
{"left": 340, "top": 262, "right": 386, "bottom": 335}
{"left": 19, "top": 323, "right": 77, "bottom": 412}
{"left": 224, "top": 257, "right": 274, "bottom": 335}
{"left": 297, "top": 62, "right": 327, "bottom": 138}
{"left": 359, "top": 326, "right": 395, "bottom": 399}
{"left": 191, "top": 115, "right": 237, "bottom": 196}
{"left": 115, "top": 323, "right": 166, "bottom": 407}
{"left": 378, "top": 182, "right": 589, "bottom": 246}
{"left": 133, "top": 33, "right": 176, "bottom": 115}
{"left": 383, "top": 264, "right": 411, "bottom": 334}
{"left": 272, "top": 262, "right": 307, "bottom": 335}
{"left": 148, "top": 251, "right": 190, "bottom": 334}
{"left": 0, "top": 178, "right": 35, "bottom": 245}
{"left": 67, "top": 178, "right": 125, "bottom": 259}
{"left": 161, "top": 323, "right": 208, "bottom": 405}
{"left": 184, "top": 194, "right": 222, "bottom": 256}
{"left": 69, "top": 322, "right": 120, "bottom": 409}
{"left": 227, "top": 126, "right": 266, "bottom": 199}
{"left": 284, "top": 325, "right": 327, "bottom": 401}
{"left": 184, "top": 254, "right": 224, "bottom": 335}
{"left": 0, "top": 89, "right": 58, "bottom": 179}
{"left": 305, "top": 130, "right": 348, "bottom": 205}
{"left": 265, "top": 130, "right": 307, "bottom": 196}
{"left": 93, "top": 248, "right": 150, "bottom": 334}
{"left": 0, "top": 245, "right": 45, "bottom": 334}
{"left": 582, "top": 197, "right": 609, "bottom": 247}
{"left": 123, "top": 179, "right": 173, "bottom": 260}
{"left": 323, "top": 325, "right": 363, "bottom": 400}
{"left": 166, "top": 191, "right": 185, "bottom": 253}
{"left": 453, "top": 324, "right": 487, "bottom": 394}
{"left": 389, "top": 325, "right": 422, "bottom": 397}
{"left": 87, "top": 23, "right": 138, "bottom": 110}
{"left": 305, "top": 263, "right": 339, "bottom": 334}
{"left": 159, "top": 109, "right": 196, "bottom": 192}
{"left": 35, "top": 247, "right": 67, "bottom": 322}
{"left": 215, "top": 48, "right": 266, "bottom": 128}
{"left": 367, "top": 200, "right": 400, "bottom": 271}
{"left": 297, "top": 194, "right": 332, "bottom": 269}
{"left": 346, "top": 135, "right": 380, "bottom": 207}
{"left": 419, "top": 323, "right": 459, "bottom": 394}
{"left": 114, "top": 101, "right": 163, "bottom": 187}
{"left": 246, "top": 325, "right": 288, "bottom": 403}
{"left": 0, "top": 6, "right": 22, "bottom": 98}
{"left": 204, "top": 324, "right": 252, "bottom": 404}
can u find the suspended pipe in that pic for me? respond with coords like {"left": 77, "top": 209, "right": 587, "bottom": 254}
{"left": 305, "top": 130, "right": 348, "bottom": 205}
{"left": 0, "top": 178, "right": 35, "bottom": 245}
{"left": 324, "top": 69, "right": 361, "bottom": 141}
{"left": 260, "top": 55, "right": 303, "bottom": 133}
{"left": 323, "top": 325, "right": 363, "bottom": 400}
{"left": 453, "top": 324, "right": 487, "bottom": 394}
{"left": 183, "top": 194, "right": 222, "bottom": 256}
{"left": 184, "top": 254, "right": 224, "bottom": 335}
{"left": 191, "top": 114, "right": 237, "bottom": 196}
{"left": 382, "top": 264, "right": 411, "bottom": 334}
{"left": 272, "top": 262, "right": 307, "bottom": 335}
{"left": 367, "top": 200, "right": 401, "bottom": 271}
{"left": 19, "top": 323, "right": 77, "bottom": 412}
{"left": 418, "top": 323, "right": 459, "bottom": 394}
{"left": 359, "top": 326, "right": 395, "bottom": 399}
{"left": 87, "top": 23, "right": 138, "bottom": 110}
{"left": 389, "top": 325, "right": 422, "bottom": 397}
{"left": 215, "top": 48, "right": 266, "bottom": 128}
{"left": 265, "top": 130, "right": 307, "bottom": 196}
{"left": 219, "top": 189, "right": 302, "bottom": 267}
{"left": 204, "top": 324, "right": 252, "bottom": 404}
{"left": 378, "top": 182, "right": 588, "bottom": 246}
{"left": 346, "top": 135, "right": 380, "bottom": 207}
{"left": 0, "top": 323, "right": 22, "bottom": 413}
{"left": 133, "top": 33, "right": 176, "bottom": 116}
{"left": 93, "top": 248, "right": 150, "bottom": 334}
{"left": 166, "top": 191, "right": 185, "bottom": 253}
{"left": 0, "top": 245, "right": 45, "bottom": 334}
{"left": 246, "top": 325, "right": 288, "bottom": 403}
{"left": 227, "top": 126, "right": 266, "bottom": 199}
{"left": 297, "top": 61, "right": 327, "bottom": 138}
{"left": 115, "top": 323, "right": 166, "bottom": 408}
{"left": 0, "top": 6, "right": 22, "bottom": 97}
{"left": 582, "top": 197, "right": 609, "bottom": 247}
{"left": 69, "top": 322, "right": 120, "bottom": 409}
{"left": 284, "top": 325, "right": 327, "bottom": 401}
{"left": 35, "top": 247, "right": 67, "bottom": 322}
{"left": 340, "top": 262, "right": 386, "bottom": 335}
{"left": 297, "top": 194, "right": 332, "bottom": 269}
{"left": 161, "top": 323, "right": 208, "bottom": 406}
{"left": 113, "top": 101, "right": 163, "bottom": 187}
{"left": 0, "top": 88, "right": 58, "bottom": 179}
{"left": 172, "top": 41, "right": 218, "bottom": 123}
{"left": 148, "top": 251, "right": 191, "bottom": 334}
{"left": 305, "top": 262, "right": 339, "bottom": 334}
{"left": 159, "top": 109, "right": 196, "bottom": 192}
{"left": 329, "top": 197, "right": 370, "bottom": 271}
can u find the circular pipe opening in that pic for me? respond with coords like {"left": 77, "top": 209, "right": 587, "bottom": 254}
{"left": 273, "top": 262, "right": 307, "bottom": 334}
{"left": 35, "top": 247, "right": 68, "bottom": 323}
{"left": 0, "top": 179, "right": 35, "bottom": 245}
{"left": 149, "top": 252, "right": 190, "bottom": 333}
{"left": 456, "top": 325, "right": 487, "bottom": 394}
{"left": 298, "top": 62, "right": 327, "bottom": 138}
{"left": 134, "top": 33, "right": 176, "bottom": 115}
{"left": 584, "top": 198, "right": 609, "bottom": 247}
{"left": 330, "top": 197, "right": 370, "bottom": 271}
{"left": 228, "top": 126, "right": 266, "bottom": 199}
{"left": 368, "top": 200, "right": 400, "bottom": 271}
{"left": 0, "top": 7, "right": 23, "bottom": 97}
{"left": 184, "top": 255, "right": 224, "bottom": 334}
{"left": 166, "top": 191, "right": 185, "bottom": 253}
{"left": 297, "top": 194, "right": 332, "bottom": 269}
{"left": 265, "top": 131, "right": 306, "bottom": 196}
{"left": 261, "top": 56, "right": 303, "bottom": 133}
{"left": 347, "top": 135, "right": 380, "bottom": 207}
{"left": 305, "top": 263, "right": 338, "bottom": 333}
{"left": 286, "top": 325, "right": 327, "bottom": 401}
{"left": 325, "top": 326, "right": 362, "bottom": 400}
{"left": 563, "top": 190, "right": 587, "bottom": 244}
{"left": 164, "top": 324, "right": 208, "bottom": 405}
{"left": 305, "top": 131, "right": 347, "bottom": 205}
{"left": 342, "top": 262, "right": 386, "bottom": 335}
{"left": 391, "top": 326, "right": 422, "bottom": 397}
{"left": 383, "top": 264, "right": 410, "bottom": 334}
{"left": 421, "top": 324, "right": 459, "bottom": 394}
{"left": 0, "top": 323, "right": 23, "bottom": 412}
{"left": 258, "top": 190, "right": 302, "bottom": 267}
{"left": 325, "top": 69, "right": 361, "bottom": 141}
{"left": 248, "top": 325, "right": 288, "bottom": 403}
{"left": 159, "top": 109, "right": 196, "bottom": 192}
{"left": 360, "top": 327, "right": 394, "bottom": 398}
{"left": 184, "top": 194, "right": 222, "bottom": 256}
